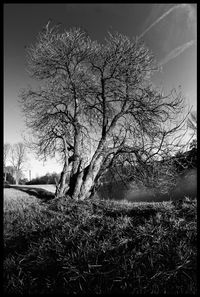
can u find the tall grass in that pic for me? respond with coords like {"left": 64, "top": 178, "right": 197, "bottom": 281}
{"left": 4, "top": 189, "right": 197, "bottom": 294}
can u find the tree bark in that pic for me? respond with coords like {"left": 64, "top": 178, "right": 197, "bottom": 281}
{"left": 78, "top": 154, "right": 104, "bottom": 200}
{"left": 69, "top": 170, "right": 84, "bottom": 199}
{"left": 14, "top": 169, "right": 19, "bottom": 185}
{"left": 57, "top": 154, "right": 104, "bottom": 201}
{"left": 4, "top": 171, "right": 7, "bottom": 183}
{"left": 56, "top": 133, "right": 107, "bottom": 200}
{"left": 55, "top": 162, "right": 69, "bottom": 197}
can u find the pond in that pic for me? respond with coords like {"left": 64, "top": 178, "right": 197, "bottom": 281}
{"left": 97, "top": 169, "right": 197, "bottom": 202}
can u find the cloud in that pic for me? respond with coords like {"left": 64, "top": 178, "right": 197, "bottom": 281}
{"left": 138, "top": 4, "right": 185, "bottom": 39}
{"left": 185, "top": 4, "right": 197, "bottom": 31}
{"left": 159, "top": 40, "right": 196, "bottom": 66}
{"left": 138, "top": 4, "right": 195, "bottom": 39}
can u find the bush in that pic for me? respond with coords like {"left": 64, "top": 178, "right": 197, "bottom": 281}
{"left": 5, "top": 173, "right": 15, "bottom": 184}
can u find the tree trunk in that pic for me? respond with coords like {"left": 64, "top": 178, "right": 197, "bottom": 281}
{"left": 4, "top": 171, "right": 7, "bottom": 183}
{"left": 78, "top": 155, "right": 104, "bottom": 200}
{"left": 15, "top": 170, "right": 19, "bottom": 185}
{"left": 65, "top": 157, "right": 83, "bottom": 198}
{"left": 57, "top": 154, "right": 104, "bottom": 201}
{"left": 68, "top": 170, "right": 84, "bottom": 199}
{"left": 55, "top": 134, "right": 107, "bottom": 200}
{"left": 55, "top": 162, "right": 69, "bottom": 197}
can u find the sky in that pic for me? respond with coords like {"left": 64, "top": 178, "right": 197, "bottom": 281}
{"left": 4, "top": 3, "right": 197, "bottom": 179}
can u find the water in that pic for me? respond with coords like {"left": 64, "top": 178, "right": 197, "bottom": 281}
{"left": 97, "top": 169, "right": 197, "bottom": 202}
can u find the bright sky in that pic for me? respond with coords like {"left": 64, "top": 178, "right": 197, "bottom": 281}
{"left": 4, "top": 4, "right": 197, "bottom": 179}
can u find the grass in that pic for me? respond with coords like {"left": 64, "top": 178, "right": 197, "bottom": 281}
{"left": 6, "top": 185, "right": 55, "bottom": 201}
{"left": 4, "top": 188, "right": 197, "bottom": 295}
{"left": 8, "top": 184, "right": 56, "bottom": 193}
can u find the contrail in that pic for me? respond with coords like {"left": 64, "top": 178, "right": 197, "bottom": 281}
{"left": 138, "top": 4, "right": 187, "bottom": 39}
{"left": 159, "top": 40, "right": 196, "bottom": 66}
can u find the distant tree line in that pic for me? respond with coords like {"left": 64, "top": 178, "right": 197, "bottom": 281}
{"left": 26, "top": 172, "right": 60, "bottom": 185}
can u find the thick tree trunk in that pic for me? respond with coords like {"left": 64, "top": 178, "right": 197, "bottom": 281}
{"left": 57, "top": 154, "right": 104, "bottom": 201}
{"left": 66, "top": 170, "right": 84, "bottom": 199}
{"left": 65, "top": 157, "right": 83, "bottom": 199}
{"left": 77, "top": 155, "right": 104, "bottom": 200}
{"left": 55, "top": 136, "right": 73, "bottom": 198}
{"left": 56, "top": 164, "right": 83, "bottom": 200}
{"left": 55, "top": 162, "right": 69, "bottom": 197}
{"left": 55, "top": 132, "right": 107, "bottom": 200}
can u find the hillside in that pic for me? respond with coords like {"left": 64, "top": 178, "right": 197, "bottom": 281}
{"left": 4, "top": 188, "right": 197, "bottom": 295}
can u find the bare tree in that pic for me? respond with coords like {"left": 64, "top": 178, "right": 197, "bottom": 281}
{"left": 4, "top": 143, "right": 11, "bottom": 182}
{"left": 187, "top": 110, "right": 197, "bottom": 134}
{"left": 10, "top": 143, "right": 27, "bottom": 185}
{"left": 187, "top": 110, "right": 197, "bottom": 150}
{"left": 20, "top": 24, "right": 186, "bottom": 200}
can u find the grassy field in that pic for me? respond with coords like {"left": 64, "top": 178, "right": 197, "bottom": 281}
{"left": 10, "top": 184, "right": 56, "bottom": 193}
{"left": 4, "top": 187, "right": 197, "bottom": 295}
{"left": 8, "top": 184, "right": 56, "bottom": 194}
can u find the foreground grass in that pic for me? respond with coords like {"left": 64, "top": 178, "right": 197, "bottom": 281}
{"left": 4, "top": 189, "right": 197, "bottom": 295}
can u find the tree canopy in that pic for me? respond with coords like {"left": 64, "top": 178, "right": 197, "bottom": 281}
{"left": 20, "top": 24, "right": 187, "bottom": 200}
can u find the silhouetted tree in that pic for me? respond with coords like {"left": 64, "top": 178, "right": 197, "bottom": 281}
{"left": 20, "top": 24, "right": 186, "bottom": 200}
{"left": 6, "top": 172, "right": 15, "bottom": 184}
{"left": 4, "top": 165, "right": 15, "bottom": 184}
